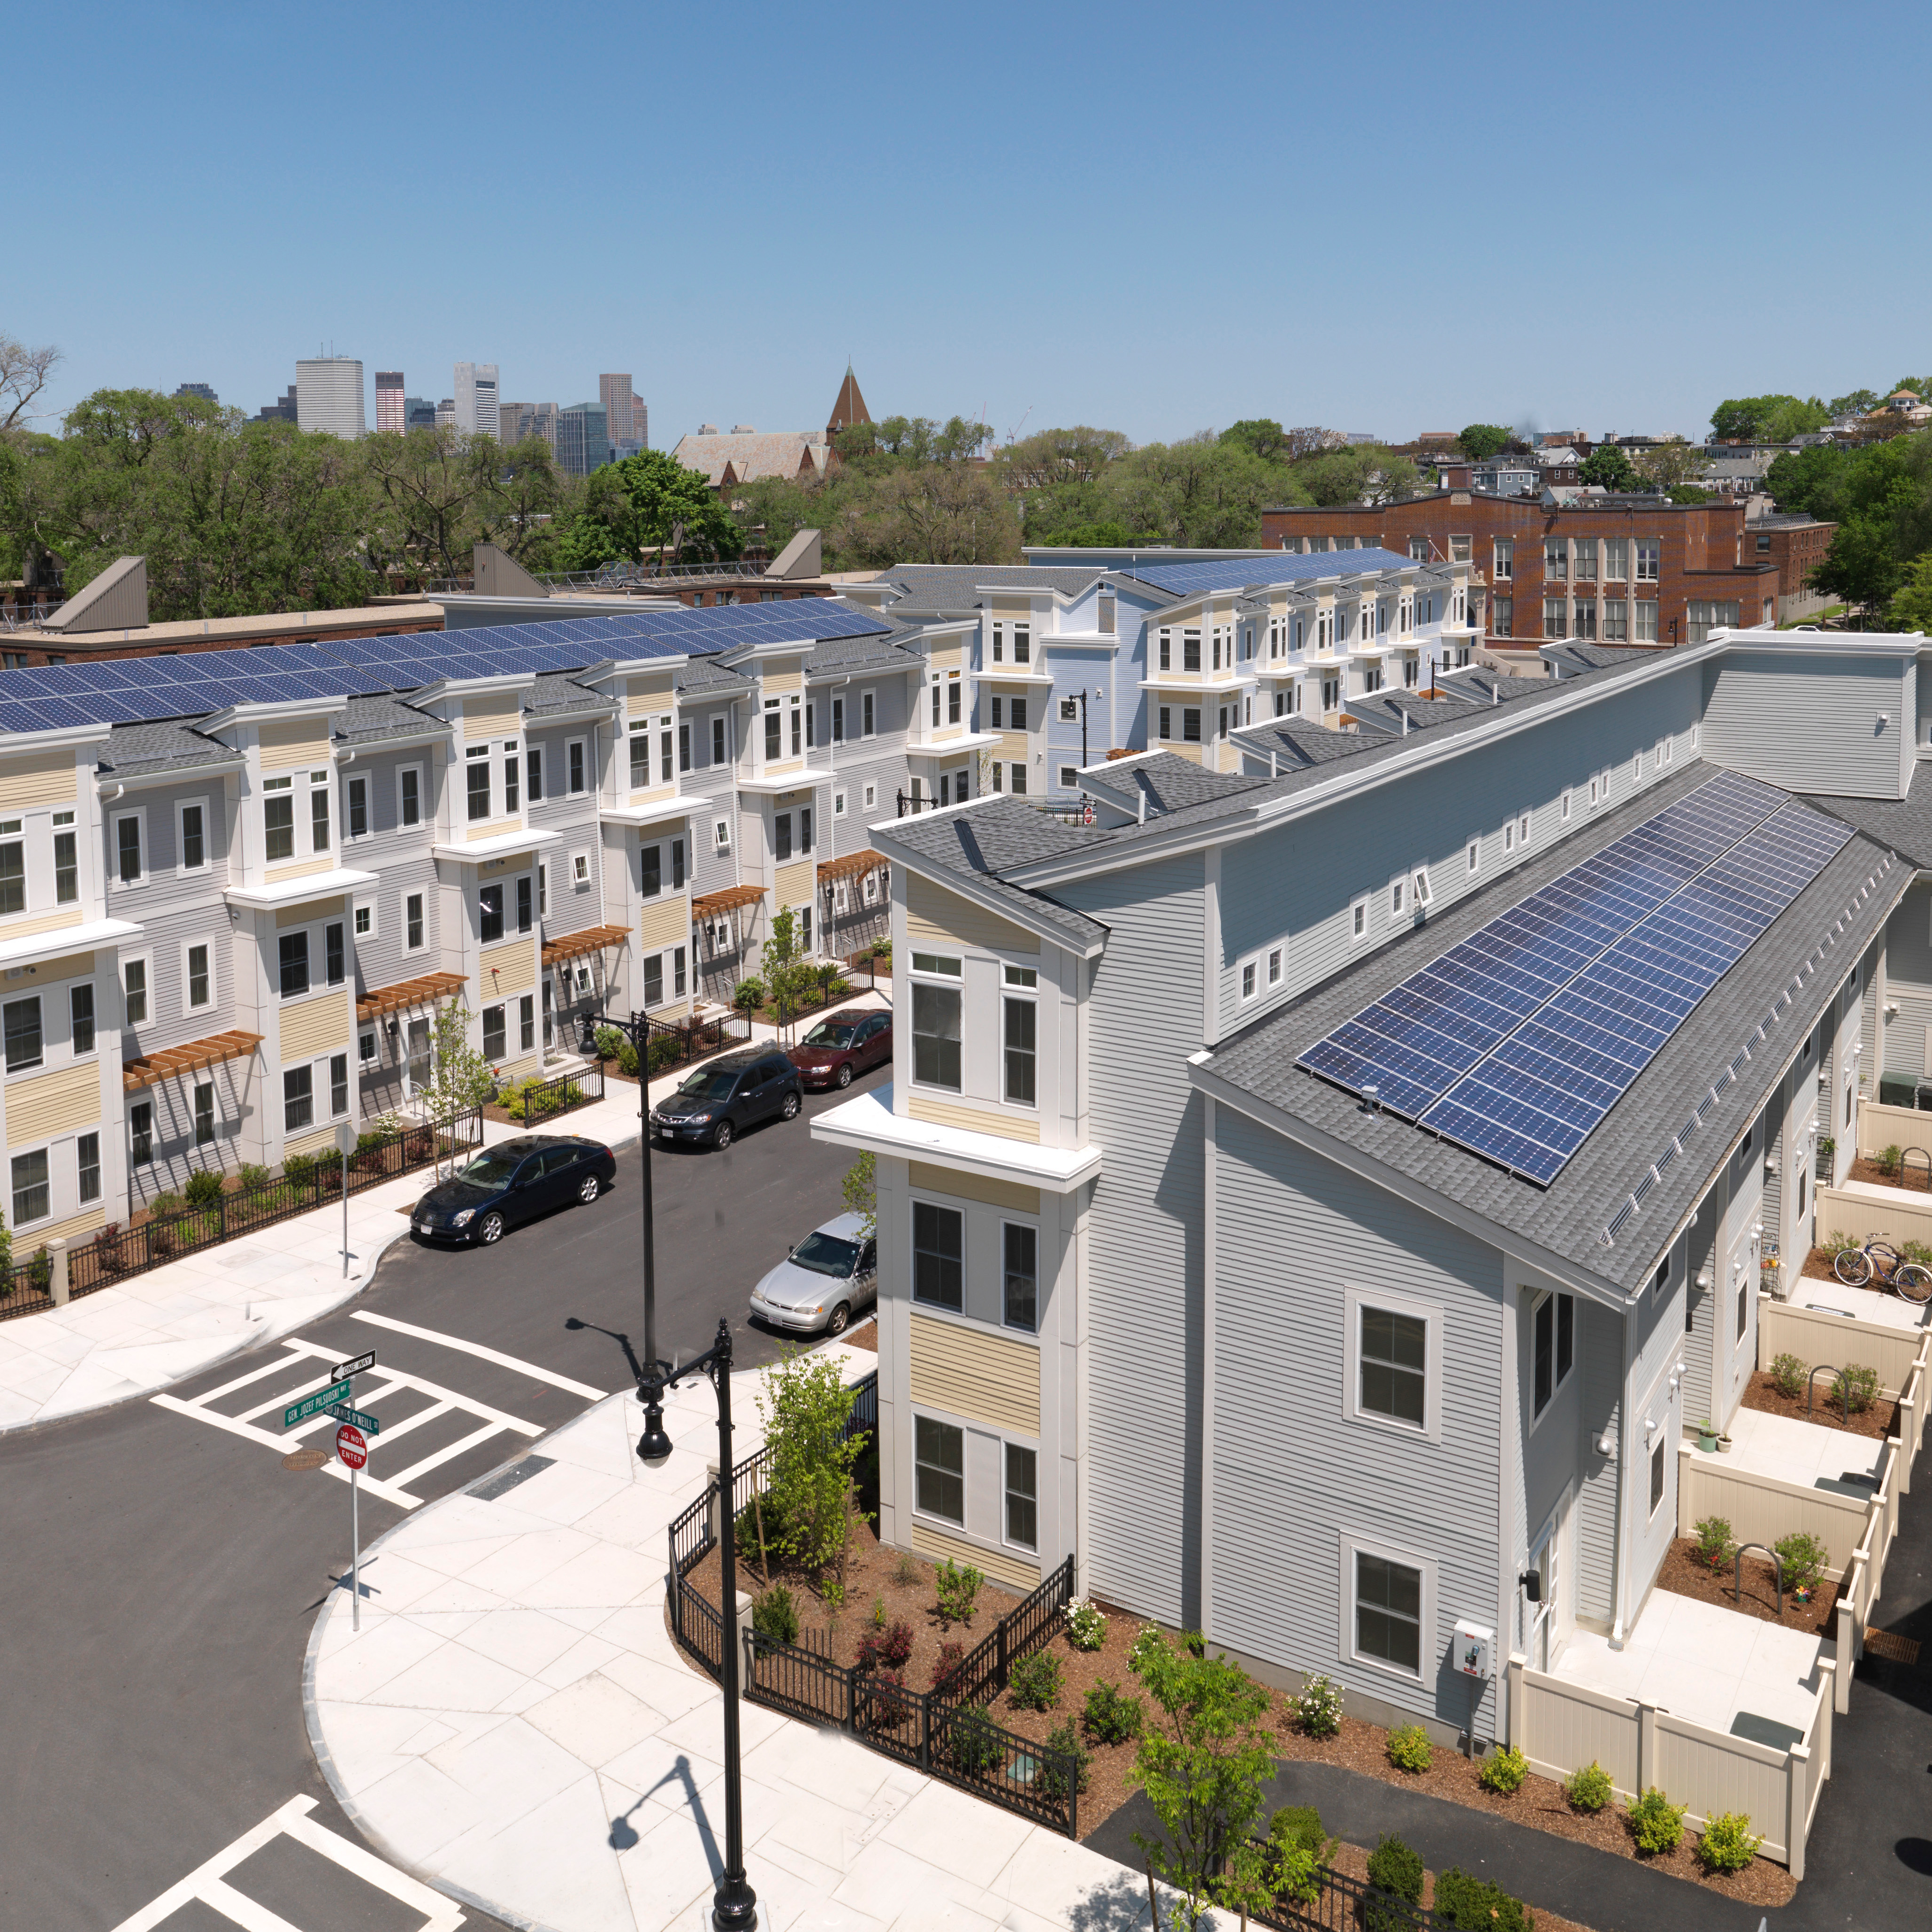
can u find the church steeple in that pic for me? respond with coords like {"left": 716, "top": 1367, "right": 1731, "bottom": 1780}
{"left": 827, "top": 363, "right": 871, "bottom": 436}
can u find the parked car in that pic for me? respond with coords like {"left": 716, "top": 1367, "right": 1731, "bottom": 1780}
{"left": 748, "top": 1211, "right": 878, "bottom": 1335}
{"left": 788, "top": 1009, "right": 893, "bottom": 1089}
{"left": 410, "top": 1134, "right": 616, "bottom": 1247}
{"left": 650, "top": 1048, "right": 803, "bottom": 1151}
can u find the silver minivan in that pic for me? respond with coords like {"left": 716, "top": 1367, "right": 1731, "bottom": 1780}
{"left": 748, "top": 1211, "right": 878, "bottom": 1336}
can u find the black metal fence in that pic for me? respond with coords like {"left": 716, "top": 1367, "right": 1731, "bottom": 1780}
{"left": 638, "top": 1008, "right": 751, "bottom": 1075}
{"left": 1245, "top": 1848, "right": 1443, "bottom": 1931}
{"left": 0, "top": 1108, "right": 484, "bottom": 1323}
{"left": 493, "top": 1064, "right": 604, "bottom": 1125}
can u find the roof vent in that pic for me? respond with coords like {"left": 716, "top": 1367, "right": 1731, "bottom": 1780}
{"left": 733, "top": 424, "right": 755, "bottom": 434}
{"left": 1363, "top": 1084, "right": 1381, "bottom": 1117}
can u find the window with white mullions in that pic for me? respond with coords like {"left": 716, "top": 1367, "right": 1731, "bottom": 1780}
{"left": 10, "top": 1147, "right": 48, "bottom": 1227}
{"left": 912, "top": 980, "right": 961, "bottom": 1090}
{"left": 1005, "top": 1443, "right": 1037, "bottom": 1550}
{"left": 1360, "top": 1305, "right": 1426, "bottom": 1426}
{"left": 1355, "top": 1550, "right": 1422, "bottom": 1674}
{"left": 912, "top": 1200, "right": 962, "bottom": 1311}
{"left": 915, "top": 1415, "right": 964, "bottom": 1523}
{"left": 1532, "top": 1290, "right": 1575, "bottom": 1419}
{"left": 3, "top": 996, "right": 41, "bottom": 1072}
{"left": 1003, "top": 1222, "right": 1037, "bottom": 1332}
{"left": 1002, "top": 995, "right": 1035, "bottom": 1105}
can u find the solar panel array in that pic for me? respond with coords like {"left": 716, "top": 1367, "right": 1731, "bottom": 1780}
{"left": 1122, "top": 547, "right": 1420, "bottom": 599}
{"left": 0, "top": 597, "right": 890, "bottom": 738}
{"left": 1296, "top": 770, "right": 1856, "bottom": 1185}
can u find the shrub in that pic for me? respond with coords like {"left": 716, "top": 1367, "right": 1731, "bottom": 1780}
{"left": 855, "top": 1619, "right": 913, "bottom": 1672}
{"left": 1065, "top": 1596, "right": 1107, "bottom": 1650}
{"left": 593, "top": 1025, "right": 626, "bottom": 1062}
{"left": 1289, "top": 1672, "right": 1344, "bottom": 1739}
{"left": 1904, "top": 1238, "right": 1932, "bottom": 1266}
{"left": 237, "top": 1163, "right": 271, "bottom": 1190}
{"left": 616, "top": 1038, "right": 640, "bottom": 1077}
{"left": 647, "top": 1032, "right": 682, "bottom": 1075}
{"left": 1879, "top": 1143, "right": 1903, "bottom": 1176}
{"left": 1563, "top": 1759, "right": 1613, "bottom": 1812}
{"left": 1082, "top": 1678, "right": 1143, "bottom": 1745}
{"left": 870, "top": 1594, "right": 886, "bottom": 1629}
{"left": 751, "top": 1585, "right": 799, "bottom": 1650}
{"left": 1774, "top": 1530, "right": 1829, "bottom": 1595}
{"left": 183, "top": 1168, "right": 225, "bottom": 1208}
{"left": 1366, "top": 1833, "right": 1424, "bottom": 1905}
{"left": 1270, "top": 1842, "right": 1323, "bottom": 1908}
{"left": 89, "top": 1222, "right": 124, "bottom": 1270}
{"left": 1385, "top": 1724, "right": 1432, "bottom": 1772}
{"left": 1832, "top": 1363, "right": 1879, "bottom": 1414}
{"left": 733, "top": 977, "right": 767, "bottom": 1011}
{"left": 147, "top": 1190, "right": 183, "bottom": 1217}
{"left": 948, "top": 1702, "right": 1005, "bottom": 1776}
{"left": 1433, "top": 1867, "right": 1534, "bottom": 1932}
{"left": 1034, "top": 1718, "right": 1091, "bottom": 1799}
{"left": 1694, "top": 1515, "right": 1736, "bottom": 1572}
{"left": 1128, "top": 1621, "right": 1168, "bottom": 1674}
{"left": 892, "top": 1551, "right": 921, "bottom": 1589}
{"left": 1771, "top": 1351, "right": 1808, "bottom": 1399}
{"left": 859, "top": 1666, "right": 908, "bottom": 1726}
{"left": 1697, "top": 1810, "right": 1763, "bottom": 1874}
{"left": 1008, "top": 1649, "right": 1062, "bottom": 1712}
{"left": 25, "top": 1245, "right": 51, "bottom": 1288}
{"left": 1820, "top": 1229, "right": 1859, "bottom": 1257}
{"left": 1627, "top": 1786, "right": 1688, "bottom": 1856}
{"left": 1268, "top": 1804, "right": 1330, "bottom": 1861}
{"left": 933, "top": 1557, "right": 984, "bottom": 1625}
{"left": 1479, "top": 1743, "right": 1529, "bottom": 1794}
{"left": 931, "top": 1641, "right": 966, "bottom": 1695}
{"left": 282, "top": 1154, "right": 317, "bottom": 1189}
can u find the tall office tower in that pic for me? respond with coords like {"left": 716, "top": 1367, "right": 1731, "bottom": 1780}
{"left": 374, "top": 370, "right": 405, "bottom": 433}
{"left": 454, "top": 362, "right": 500, "bottom": 439}
{"left": 599, "top": 374, "right": 634, "bottom": 453}
{"left": 633, "top": 393, "right": 648, "bottom": 450}
{"left": 435, "top": 399, "right": 456, "bottom": 429}
{"left": 405, "top": 396, "right": 435, "bottom": 429}
{"left": 556, "top": 403, "right": 609, "bottom": 477}
{"left": 498, "top": 402, "right": 527, "bottom": 446}
{"left": 256, "top": 385, "right": 298, "bottom": 423}
{"left": 174, "top": 382, "right": 219, "bottom": 404}
{"left": 294, "top": 357, "right": 366, "bottom": 437}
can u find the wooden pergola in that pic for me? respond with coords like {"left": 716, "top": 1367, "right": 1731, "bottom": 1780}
{"left": 122, "top": 1030, "right": 263, "bottom": 1093}
{"left": 690, "top": 884, "right": 767, "bottom": 920}
{"left": 355, "top": 970, "right": 467, "bottom": 1025}
{"left": 815, "top": 848, "right": 886, "bottom": 887}
{"left": 539, "top": 924, "right": 630, "bottom": 972}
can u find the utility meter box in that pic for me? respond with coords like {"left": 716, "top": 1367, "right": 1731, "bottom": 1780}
{"left": 1452, "top": 1620, "right": 1494, "bottom": 1680}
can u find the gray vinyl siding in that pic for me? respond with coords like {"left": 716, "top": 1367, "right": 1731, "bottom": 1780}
{"left": 1701, "top": 649, "right": 1911, "bottom": 799}
{"left": 1054, "top": 853, "right": 1207, "bottom": 1627}
{"left": 1574, "top": 1299, "right": 1623, "bottom": 1624}
{"left": 1209, "top": 1105, "right": 1505, "bottom": 1738}
{"left": 355, "top": 852, "right": 439, "bottom": 996}
{"left": 1214, "top": 667, "right": 1703, "bottom": 1035}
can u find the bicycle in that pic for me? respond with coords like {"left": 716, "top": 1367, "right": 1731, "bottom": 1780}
{"left": 1833, "top": 1233, "right": 1932, "bottom": 1303}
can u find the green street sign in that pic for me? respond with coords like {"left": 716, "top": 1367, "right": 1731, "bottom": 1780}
{"left": 327, "top": 1402, "right": 381, "bottom": 1435}
{"left": 283, "top": 1378, "right": 353, "bottom": 1430}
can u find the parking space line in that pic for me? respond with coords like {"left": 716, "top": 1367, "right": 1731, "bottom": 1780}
{"left": 350, "top": 1309, "right": 610, "bottom": 1401}
{"left": 198, "top": 1877, "right": 305, "bottom": 1932}
{"left": 384, "top": 1421, "right": 508, "bottom": 1492}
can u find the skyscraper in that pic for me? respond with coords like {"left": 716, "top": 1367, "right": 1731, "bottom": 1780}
{"left": 556, "top": 403, "right": 609, "bottom": 478}
{"left": 454, "top": 362, "right": 500, "bottom": 440}
{"left": 633, "top": 392, "right": 648, "bottom": 451}
{"left": 599, "top": 374, "right": 634, "bottom": 453}
{"left": 294, "top": 358, "right": 366, "bottom": 437}
{"left": 174, "top": 382, "right": 219, "bottom": 404}
{"left": 405, "top": 396, "right": 436, "bottom": 430}
{"left": 374, "top": 371, "right": 405, "bottom": 434}
{"left": 435, "top": 399, "right": 456, "bottom": 430}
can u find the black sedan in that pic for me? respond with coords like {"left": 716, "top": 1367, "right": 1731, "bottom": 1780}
{"left": 409, "top": 1134, "right": 616, "bottom": 1246}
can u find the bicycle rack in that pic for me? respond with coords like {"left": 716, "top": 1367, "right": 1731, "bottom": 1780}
{"left": 1807, "top": 1362, "right": 1850, "bottom": 1428}
{"left": 1734, "top": 1542, "right": 1785, "bottom": 1617}
{"left": 1903, "top": 1146, "right": 1932, "bottom": 1191}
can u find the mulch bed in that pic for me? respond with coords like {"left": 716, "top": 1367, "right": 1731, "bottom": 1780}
{"left": 1737, "top": 1368, "right": 1898, "bottom": 1440}
{"left": 1326, "top": 1839, "right": 1593, "bottom": 1932}
{"left": 1655, "top": 1535, "right": 1841, "bottom": 1635}
{"left": 1847, "top": 1153, "right": 1932, "bottom": 1192}
{"left": 672, "top": 1538, "right": 1796, "bottom": 1907}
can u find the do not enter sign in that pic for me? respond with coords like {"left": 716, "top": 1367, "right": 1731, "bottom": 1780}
{"left": 336, "top": 1423, "right": 368, "bottom": 1470}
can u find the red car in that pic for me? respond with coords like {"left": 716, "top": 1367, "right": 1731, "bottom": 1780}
{"left": 788, "top": 1009, "right": 893, "bottom": 1089}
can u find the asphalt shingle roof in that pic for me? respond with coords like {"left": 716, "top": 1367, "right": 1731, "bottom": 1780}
{"left": 98, "top": 719, "right": 235, "bottom": 773}
{"left": 1804, "top": 763, "right": 1932, "bottom": 868}
{"left": 868, "top": 564, "right": 1110, "bottom": 616}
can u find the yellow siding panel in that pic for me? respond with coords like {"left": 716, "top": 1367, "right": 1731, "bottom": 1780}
{"left": 34, "top": 1205, "right": 107, "bottom": 1248}
{"left": 496, "top": 1051, "right": 542, "bottom": 1083}
{"left": 6, "top": 1062, "right": 102, "bottom": 1139}
{"left": 480, "top": 939, "right": 536, "bottom": 996}
{"left": 0, "top": 748, "right": 78, "bottom": 809}
{"left": 466, "top": 818, "right": 522, "bottom": 843}
{"left": 276, "top": 895, "right": 344, "bottom": 929}
{"left": 908, "top": 1093, "right": 1040, "bottom": 1144}
{"left": 258, "top": 718, "right": 332, "bottom": 766}
{"left": 907, "top": 1161, "right": 1039, "bottom": 1216}
{"left": 463, "top": 695, "right": 522, "bottom": 741}
{"left": 0, "top": 909, "right": 84, "bottom": 939}
{"left": 930, "top": 641, "right": 962, "bottom": 672}
{"left": 763, "top": 760, "right": 805, "bottom": 780}
{"left": 762, "top": 660, "right": 802, "bottom": 695}
{"left": 775, "top": 858, "right": 816, "bottom": 911}
{"left": 904, "top": 872, "right": 1039, "bottom": 956}
{"left": 626, "top": 785, "right": 678, "bottom": 809}
{"left": 909, "top": 1312, "right": 1041, "bottom": 1435}
{"left": 280, "top": 990, "right": 352, "bottom": 1061}
{"left": 24, "top": 949, "right": 95, "bottom": 984}
{"left": 625, "top": 673, "right": 675, "bottom": 717}
{"left": 998, "top": 732, "right": 1028, "bottom": 765}
{"left": 284, "top": 1123, "right": 343, "bottom": 1159}
{"left": 639, "top": 896, "right": 689, "bottom": 951}
{"left": 265, "top": 857, "right": 333, "bottom": 884}
{"left": 909, "top": 1521, "right": 1039, "bottom": 1594}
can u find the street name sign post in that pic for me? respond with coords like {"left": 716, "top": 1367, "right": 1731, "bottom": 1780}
{"left": 335, "top": 1119, "right": 356, "bottom": 1277}
{"left": 283, "top": 1378, "right": 353, "bottom": 1430}
{"left": 331, "top": 1350, "right": 376, "bottom": 1381}
{"left": 326, "top": 1402, "right": 380, "bottom": 1435}
{"left": 337, "top": 1422, "right": 368, "bottom": 1628}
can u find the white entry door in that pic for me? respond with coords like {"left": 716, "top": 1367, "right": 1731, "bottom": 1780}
{"left": 1526, "top": 1486, "right": 1575, "bottom": 1669}
{"left": 1722, "top": 1226, "right": 1756, "bottom": 1416}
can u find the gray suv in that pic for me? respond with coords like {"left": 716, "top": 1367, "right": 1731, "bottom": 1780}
{"left": 650, "top": 1048, "right": 804, "bottom": 1151}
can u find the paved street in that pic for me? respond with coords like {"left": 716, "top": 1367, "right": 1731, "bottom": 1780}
{"left": 0, "top": 1064, "right": 884, "bottom": 1932}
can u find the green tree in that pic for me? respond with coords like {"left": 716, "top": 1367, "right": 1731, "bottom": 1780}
{"left": 561, "top": 447, "right": 743, "bottom": 567}
{"left": 1107, "top": 435, "right": 1304, "bottom": 544}
{"left": 755, "top": 1347, "right": 869, "bottom": 1583}
{"left": 1457, "top": 423, "right": 1511, "bottom": 461}
{"left": 760, "top": 905, "right": 817, "bottom": 1042}
{"left": 841, "top": 1151, "right": 877, "bottom": 1237}
{"left": 1578, "top": 444, "right": 1637, "bottom": 491}
{"left": 1128, "top": 1629, "right": 1277, "bottom": 1929}
{"left": 426, "top": 998, "right": 500, "bottom": 1172}
{"left": 1889, "top": 552, "right": 1932, "bottom": 632}
{"left": 1634, "top": 436, "right": 1700, "bottom": 492}
{"left": 1829, "top": 388, "right": 1880, "bottom": 419}
{"left": 360, "top": 423, "right": 506, "bottom": 581}
{"left": 1218, "top": 419, "right": 1291, "bottom": 462}
{"left": 1710, "top": 394, "right": 1827, "bottom": 442}
{"left": 1293, "top": 443, "right": 1419, "bottom": 509}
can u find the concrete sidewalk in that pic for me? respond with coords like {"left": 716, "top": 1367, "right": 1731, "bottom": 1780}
{"left": 305, "top": 1352, "right": 1191, "bottom": 1932}
{"left": 0, "top": 989, "right": 888, "bottom": 1437}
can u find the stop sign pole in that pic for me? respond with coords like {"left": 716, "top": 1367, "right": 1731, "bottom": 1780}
{"left": 337, "top": 1421, "right": 368, "bottom": 1629}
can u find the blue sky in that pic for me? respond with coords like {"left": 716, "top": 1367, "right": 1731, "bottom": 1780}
{"left": 17, "top": 0, "right": 1928, "bottom": 449}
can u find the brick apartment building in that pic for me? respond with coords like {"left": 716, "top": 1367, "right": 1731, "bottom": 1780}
{"left": 1261, "top": 491, "right": 1836, "bottom": 647}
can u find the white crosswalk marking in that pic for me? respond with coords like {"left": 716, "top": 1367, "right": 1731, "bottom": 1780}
{"left": 111, "top": 1793, "right": 464, "bottom": 1932}
{"left": 351, "top": 1308, "right": 611, "bottom": 1400}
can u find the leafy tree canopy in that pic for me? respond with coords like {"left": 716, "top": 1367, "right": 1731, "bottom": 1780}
{"left": 559, "top": 447, "right": 742, "bottom": 568}
{"left": 1709, "top": 394, "right": 1828, "bottom": 443}
{"left": 1774, "top": 428, "right": 1932, "bottom": 621}
{"left": 1578, "top": 444, "right": 1637, "bottom": 491}
{"left": 1457, "top": 423, "right": 1512, "bottom": 461}
{"left": 1829, "top": 389, "right": 1880, "bottom": 419}
{"left": 1218, "top": 419, "right": 1291, "bottom": 462}
{"left": 1887, "top": 552, "right": 1932, "bottom": 633}
{"left": 1668, "top": 483, "right": 1713, "bottom": 504}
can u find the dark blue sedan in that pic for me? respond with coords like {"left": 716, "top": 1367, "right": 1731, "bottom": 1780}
{"left": 410, "top": 1134, "right": 616, "bottom": 1247}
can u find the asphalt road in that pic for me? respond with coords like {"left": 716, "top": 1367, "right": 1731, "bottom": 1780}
{"left": 0, "top": 1063, "right": 883, "bottom": 1932}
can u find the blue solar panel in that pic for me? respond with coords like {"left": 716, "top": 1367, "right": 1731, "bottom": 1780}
{"left": 1297, "top": 771, "right": 1855, "bottom": 1185}
{"left": 1120, "top": 548, "right": 1420, "bottom": 598}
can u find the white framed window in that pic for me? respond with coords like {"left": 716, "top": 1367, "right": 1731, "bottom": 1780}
{"left": 344, "top": 773, "right": 370, "bottom": 841}
{"left": 1389, "top": 877, "right": 1405, "bottom": 917}
{"left": 69, "top": 980, "right": 95, "bottom": 1055}
{"left": 714, "top": 817, "right": 731, "bottom": 851}
{"left": 572, "top": 851, "right": 591, "bottom": 888}
{"left": 182, "top": 939, "right": 214, "bottom": 1012}
{"left": 51, "top": 807, "right": 79, "bottom": 906}
{"left": 566, "top": 738, "right": 587, "bottom": 794}
{"left": 1560, "top": 788, "right": 1572, "bottom": 821}
{"left": 1412, "top": 867, "right": 1432, "bottom": 908}
{"left": 122, "top": 952, "right": 152, "bottom": 1027}
{"left": 1588, "top": 775, "right": 1599, "bottom": 808}
{"left": 911, "top": 1199, "right": 964, "bottom": 1311}
{"left": 1516, "top": 812, "right": 1530, "bottom": 847}
{"left": 1268, "top": 946, "right": 1283, "bottom": 986}
{"left": 1342, "top": 1534, "right": 1435, "bottom": 1684}
{"left": 397, "top": 763, "right": 423, "bottom": 828}
{"left": 1351, "top": 896, "right": 1368, "bottom": 941}
{"left": 914, "top": 1413, "right": 965, "bottom": 1523}
{"left": 1529, "top": 1288, "right": 1575, "bottom": 1425}
{"left": 176, "top": 798, "right": 210, "bottom": 873}
{"left": 10, "top": 1143, "right": 51, "bottom": 1229}
{"left": 403, "top": 891, "right": 426, "bottom": 951}
{"left": 353, "top": 901, "right": 374, "bottom": 939}
{"left": 1690, "top": 720, "right": 1700, "bottom": 751}
{"left": 113, "top": 807, "right": 146, "bottom": 887}
{"left": 1344, "top": 1284, "right": 1443, "bottom": 1441}
{"left": 359, "top": 1029, "right": 377, "bottom": 1064}
{"left": 1240, "top": 956, "right": 1259, "bottom": 1001}
{"left": 834, "top": 789, "right": 847, "bottom": 817}
{"left": 3, "top": 992, "right": 42, "bottom": 1073}
{"left": 283, "top": 1063, "right": 314, "bottom": 1134}
{"left": 463, "top": 747, "right": 491, "bottom": 822}
{"left": 1504, "top": 818, "right": 1515, "bottom": 854}
{"left": 1004, "top": 1439, "right": 1038, "bottom": 1549}
{"left": 1467, "top": 839, "right": 1480, "bottom": 874}
{"left": 308, "top": 768, "right": 332, "bottom": 853}
{"left": 860, "top": 688, "right": 877, "bottom": 739}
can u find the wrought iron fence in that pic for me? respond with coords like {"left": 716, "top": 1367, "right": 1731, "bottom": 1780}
{"left": 494, "top": 1064, "right": 604, "bottom": 1125}
{"left": 1245, "top": 1848, "right": 1443, "bottom": 1931}
{"left": 638, "top": 1008, "right": 751, "bottom": 1075}
{"left": 0, "top": 1109, "right": 483, "bottom": 1322}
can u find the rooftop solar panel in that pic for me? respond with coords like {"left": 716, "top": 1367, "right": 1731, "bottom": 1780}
{"left": 1296, "top": 771, "right": 1854, "bottom": 1184}
{"left": 1120, "top": 549, "right": 1421, "bottom": 599}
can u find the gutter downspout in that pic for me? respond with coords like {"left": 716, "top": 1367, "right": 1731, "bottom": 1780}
{"left": 1608, "top": 1293, "right": 1634, "bottom": 1649}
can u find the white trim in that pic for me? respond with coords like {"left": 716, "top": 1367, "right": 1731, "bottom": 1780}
{"left": 111, "top": 804, "right": 147, "bottom": 890}
{"left": 224, "top": 867, "right": 377, "bottom": 910}
{"left": 429, "top": 828, "right": 559, "bottom": 864}
{"left": 1340, "top": 1531, "right": 1436, "bottom": 1687}
{"left": 174, "top": 795, "right": 212, "bottom": 874}
{"left": 811, "top": 1085, "right": 1102, "bottom": 1194}
{"left": 342, "top": 770, "right": 373, "bottom": 844}
{"left": 120, "top": 948, "right": 154, "bottom": 1029}
{"left": 181, "top": 935, "right": 217, "bottom": 1014}
{"left": 1343, "top": 1283, "right": 1443, "bottom": 1443}
{"left": 0, "top": 916, "right": 142, "bottom": 972}
{"left": 396, "top": 761, "right": 425, "bottom": 832}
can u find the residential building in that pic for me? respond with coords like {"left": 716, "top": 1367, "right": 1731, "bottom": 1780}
{"left": 256, "top": 386, "right": 298, "bottom": 425}
{"left": 600, "top": 375, "right": 635, "bottom": 453}
{"left": 814, "top": 623, "right": 1930, "bottom": 1871}
{"left": 294, "top": 358, "right": 366, "bottom": 439}
{"left": 374, "top": 371, "right": 406, "bottom": 434}
{"left": 172, "top": 383, "right": 218, "bottom": 405}
{"left": 454, "top": 363, "right": 500, "bottom": 441}
{"left": 1262, "top": 493, "right": 1825, "bottom": 650}
{"left": 557, "top": 403, "right": 609, "bottom": 478}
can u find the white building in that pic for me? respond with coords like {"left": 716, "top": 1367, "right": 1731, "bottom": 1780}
{"left": 293, "top": 359, "right": 366, "bottom": 439}
{"left": 455, "top": 363, "right": 500, "bottom": 441}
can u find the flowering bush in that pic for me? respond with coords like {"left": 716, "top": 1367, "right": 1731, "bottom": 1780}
{"left": 1289, "top": 1673, "right": 1344, "bottom": 1738}
{"left": 1065, "top": 1597, "right": 1107, "bottom": 1651}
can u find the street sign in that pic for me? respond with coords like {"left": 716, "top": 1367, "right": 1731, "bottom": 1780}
{"left": 331, "top": 1350, "right": 376, "bottom": 1382}
{"left": 282, "top": 1448, "right": 328, "bottom": 1472}
{"left": 283, "top": 1378, "right": 353, "bottom": 1430}
{"left": 336, "top": 1424, "right": 367, "bottom": 1470}
{"left": 335, "top": 1120, "right": 358, "bottom": 1157}
{"left": 326, "top": 1402, "right": 380, "bottom": 1435}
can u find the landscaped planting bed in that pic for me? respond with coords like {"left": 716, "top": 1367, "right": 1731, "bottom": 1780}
{"left": 1654, "top": 1534, "right": 1842, "bottom": 1635}
{"left": 1737, "top": 1367, "right": 1899, "bottom": 1439}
